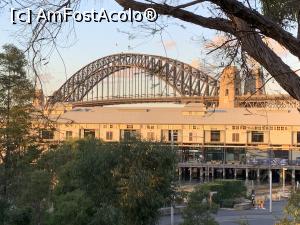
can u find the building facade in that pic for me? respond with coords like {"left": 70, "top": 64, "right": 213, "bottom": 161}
{"left": 42, "top": 104, "right": 300, "bottom": 163}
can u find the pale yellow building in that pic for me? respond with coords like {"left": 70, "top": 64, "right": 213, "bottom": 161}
{"left": 41, "top": 103, "right": 300, "bottom": 162}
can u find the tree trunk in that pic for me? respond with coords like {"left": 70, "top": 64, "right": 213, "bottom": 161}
{"left": 232, "top": 17, "right": 300, "bottom": 100}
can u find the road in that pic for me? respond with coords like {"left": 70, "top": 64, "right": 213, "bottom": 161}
{"left": 159, "top": 200, "right": 286, "bottom": 225}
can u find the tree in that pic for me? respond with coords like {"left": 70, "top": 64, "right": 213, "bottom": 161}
{"left": 112, "top": 0, "right": 300, "bottom": 100}
{"left": 278, "top": 189, "right": 300, "bottom": 225}
{"left": 181, "top": 186, "right": 219, "bottom": 225}
{"left": 261, "top": 0, "right": 300, "bottom": 35}
{"left": 45, "top": 139, "right": 177, "bottom": 225}
{"left": 0, "top": 45, "right": 47, "bottom": 225}
{"left": 0, "top": 44, "right": 36, "bottom": 200}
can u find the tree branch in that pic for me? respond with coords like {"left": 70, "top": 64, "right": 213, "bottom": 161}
{"left": 114, "top": 0, "right": 235, "bottom": 34}
{"left": 210, "top": 0, "right": 300, "bottom": 59}
{"left": 232, "top": 17, "right": 300, "bottom": 100}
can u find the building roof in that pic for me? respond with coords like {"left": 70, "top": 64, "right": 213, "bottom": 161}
{"left": 55, "top": 104, "right": 300, "bottom": 126}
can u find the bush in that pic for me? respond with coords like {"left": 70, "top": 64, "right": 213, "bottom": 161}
{"left": 198, "top": 180, "right": 247, "bottom": 207}
{"left": 220, "top": 199, "right": 235, "bottom": 208}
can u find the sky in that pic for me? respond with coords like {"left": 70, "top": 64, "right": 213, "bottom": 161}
{"left": 0, "top": 0, "right": 299, "bottom": 96}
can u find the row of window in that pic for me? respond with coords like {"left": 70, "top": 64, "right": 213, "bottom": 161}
{"left": 66, "top": 124, "right": 290, "bottom": 131}
{"left": 232, "top": 125, "right": 288, "bottom": 131}
{"left": 83, "top": 124, "right": 200, "bottom": 130}
{"left": 41, "top": 129, "right": 263, "bottom": 143}
{"left": 41, "top": 128, "right": 300, "bottom": 144}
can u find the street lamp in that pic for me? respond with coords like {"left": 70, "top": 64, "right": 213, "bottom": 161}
{"left": 269, "top": 166, "right": 272, "bottom": 213}
{"left": 209, "top": 191, "right": 218, "bottom": 207}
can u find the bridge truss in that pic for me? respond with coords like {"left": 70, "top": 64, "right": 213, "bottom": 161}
{"left": 47, "top": 53, "right": 219, "bottom": 106}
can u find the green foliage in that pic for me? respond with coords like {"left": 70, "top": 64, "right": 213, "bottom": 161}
{"left": 278, "top": 189, "right": 300, "bottom": 224}
{"left": 5, "top": 207, "right": 32, "bottom": 225}
{"left": 213, "top": 180, "right": 247, "bottom": 206}
{"left": 45, "top": 139, "right": 177, "bottom": 225}
{"left": 200, "top": 180, "right": 247, "bottom": 207}
{"left": 0, "top": 44, "right": 36, "bottom": 199}
{"left": 261, "top": 0, "right": 300, "bottom": 27}
{"left": 181, "top": 186, "right": 219, "bottom": 225}
{"left": 0, "top": 44, "right": 48, "bottom": 225}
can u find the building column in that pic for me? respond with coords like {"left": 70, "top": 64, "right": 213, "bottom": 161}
{"left": 234, "top": 168, "right": 237, "bottom": 179}
{"left": 206, "top": 167, "right": 210, "bottom": 179}
{"left": 292, "top": 168, "right": 296, "bottom": 185}
{"left": 211, "top": 167, "right": 215, "bottom": 179}
{"left": 178, "top": 168, "right": 182, "bottom": 181}
{"left": 257, "top": 168, "right": 260, "bottom": 182}
{"left": 200, "top": 167, "right": 203, "bottom": 181}
{"left": 189, "top": 167, "right": 192, "bottom": 182}
{"left": 223, "top": 167, "right": 226, "bottom": 179}
{"left": 245, "top": 168, "right": 249, "bottom": 180}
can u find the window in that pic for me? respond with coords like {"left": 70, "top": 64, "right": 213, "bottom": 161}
{"left": 192, "top": 125, "right": 197, "bottom": 130}
{"left": 127, "top": 124, "right": 133, "bottom": 129}
{"left": 84, "top": 129, "right": 95, "bottom": 138}
{"left": 211, "top": 130, "right": 220, "bottom": 142}
{"left": 110, "top": 124, "right": 113, "bottom": 128}
{"left": 189, "top": 132, "right": 193, "bottom": 141}
{"left": 147, "top": 125, "right": 154, "bottom": 129}
{"left": 297, "top": 132, "right": 300, "bottom": 143}
{"left": 106, "top": 131, "right": 113, "bottom": 140}
{"left": 168, "top": 130, "right": 178, "bottom": 142}
{"left": 41, "top": 130, "right": 54, "bottom": 139}
{"left": 225, "top": 89, "right": 229, "bottom": 96}
{"left": 66, "top": 131, "right": 72, "bottom": 140}
{"left": 122, "top": 130, "right": 139, "bottom": 141}
{"left": 147, "top": 132, "right": 154, "bottom": 140}
{"left": 232, "top": 133, "right": 239, "bottom": 142}
{"left": 251, "top": 131, "right": 264, "bottom": 143}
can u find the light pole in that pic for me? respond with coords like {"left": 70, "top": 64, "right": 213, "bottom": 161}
{"left": 282, "top": 168, "right": 287, "bottom": 193}
{"left": 269, "top": 166, "right": 272, "bottom": 213}
{"left": 171, "top": 130, "right": 174, "bottom": 225}
{"left": 268, "top": 147, "right": 274, "bottom": 213}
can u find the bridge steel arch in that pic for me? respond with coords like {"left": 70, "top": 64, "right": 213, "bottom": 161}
{"left": 48, "top": 53, "right": 219, "bottom": 105}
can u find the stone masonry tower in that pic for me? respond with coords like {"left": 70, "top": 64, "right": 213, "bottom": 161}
{"left": 219, "top": 66, "right": 241, "bottom": 108}
{"left": 244, "top": 67, "right": 265, "bottom": 95}
{"left": 33, "top": 89, "right": 45, "bottom": 109}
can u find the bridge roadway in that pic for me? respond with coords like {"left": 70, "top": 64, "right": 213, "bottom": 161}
{"left": 65, "top": 94, "right": 298, "bottom": 108}
{"left": 71, "top": 96, "right": 218, "bottom": 107}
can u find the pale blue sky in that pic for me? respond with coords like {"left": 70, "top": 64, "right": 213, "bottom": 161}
{"left": 0, "top": 1, "right": 299, "bottom": 95}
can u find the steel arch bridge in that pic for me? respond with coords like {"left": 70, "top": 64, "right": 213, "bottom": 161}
{"left": 48, "top": 53, "right": 219, "bottom": 106}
